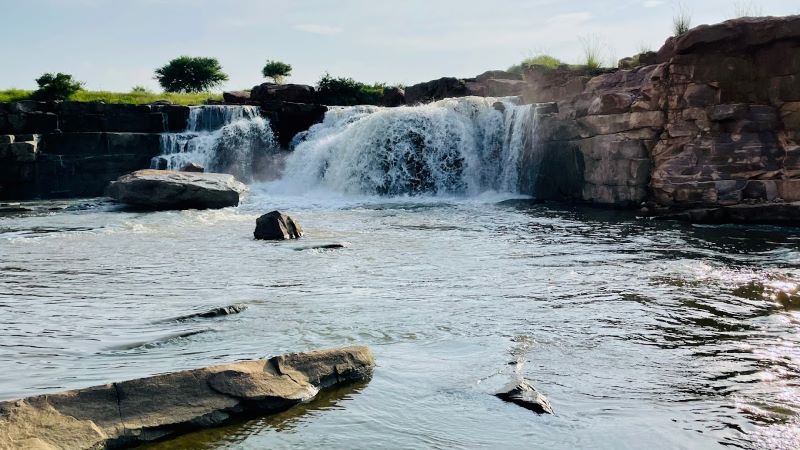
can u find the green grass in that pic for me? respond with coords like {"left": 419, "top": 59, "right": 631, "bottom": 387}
{"left": 508, "top": 54, "right": 563, "bottom": 74}
{"left": 0, "top": 89, "right": 223, "bottom": 105}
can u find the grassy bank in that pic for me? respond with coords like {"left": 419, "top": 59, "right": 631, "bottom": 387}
{"left": 0, "top": 89, "right": 223, "bottom": 105}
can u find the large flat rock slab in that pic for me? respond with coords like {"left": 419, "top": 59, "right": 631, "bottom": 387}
{"left": 105, "top": 169, "right": 247, "bottom": 210}
{"left": 0, "top": 346, "right": 374, "bottom": 449}
{"left": 655, "top": 202, "right": 800, "bottom": 226}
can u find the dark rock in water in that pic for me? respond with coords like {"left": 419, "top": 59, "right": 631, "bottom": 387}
{"left": 105, "top": 169, "right": 247, "bottom": 210}
{"left": 381, "top": 87, "right": 406, "bottom": 107}
{"left": 295, "top": 243, "right": 346, "bottom": 251}
{"left": 260, "top": 101, "right": 327, "bottom": 148}
{"left": 154, "top": 156, "right": 169, "bottom": 170}
{"left": 654, "top": 202, "right": 800, "bottom": 226}
{"left": 496, "top": 380, "right": 554, "bottom": 415}
{"left": 254, "top": 210, "right": 303, "bottom": 240}
{"left": 0, "top": 346, "right": 375, "bottom": 449}
{"left": 174, "top": 303, "right": 248, "bottom": 321}
{"left": 180, "top": 162, "right": 205, "bottom": 173}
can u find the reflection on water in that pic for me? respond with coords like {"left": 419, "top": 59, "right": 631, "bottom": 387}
{"left": 141, "top": 381, "right": 370, "bottom": 450}
{"left": 0, "top": 195, "right": 798, "bottom": 449}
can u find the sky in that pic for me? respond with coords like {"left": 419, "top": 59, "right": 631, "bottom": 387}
{"left": 1, "top": 0, "right": 798, "bottom": 92}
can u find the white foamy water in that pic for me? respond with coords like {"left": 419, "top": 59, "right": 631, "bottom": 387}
{"left": 153, "top": 105, "right": 277, "bottom": 181}
{"left": 268, "top": 97, "right": 537, "bottom": 197}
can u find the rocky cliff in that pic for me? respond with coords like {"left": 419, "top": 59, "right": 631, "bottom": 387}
{"left": 521, "top": 15, "right": 800, "bottom": 213}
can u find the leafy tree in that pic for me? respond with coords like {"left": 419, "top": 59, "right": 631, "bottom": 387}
{"left": 316, "top": 73, "right": 385, "bottom": 106}
{"left": 262, "top": 60, "right": 292, "bottom": 84}
{"left": 32, "top": 73, "right": 84, "bottom": 100}
{"left": 154, "top": 56, "right": 228, "bottom": 93}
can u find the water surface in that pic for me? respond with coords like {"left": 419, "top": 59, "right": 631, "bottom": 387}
{"left": 1, "top": 192, "right": 798, "bottom": 449}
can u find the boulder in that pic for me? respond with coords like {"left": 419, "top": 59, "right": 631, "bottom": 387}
{"left": 254, "top": 210, "right": 304, "bottom": 240}
{"left": 0, "top": 346, "right": 374, "bottom": 450}
{"left": 251, "top": 83, "right": 317, "bottom": 104}
{"left": 222, "top": 90, "right": 251, "bottom": 104}
{"left": 496, "top": 380, "right": 554, "bottom": 415}
{"left": 105, "top": 169, "right": 247, "bottom": 210}
{"left": 654, "top": 201, "right": 800, "bottom": 226}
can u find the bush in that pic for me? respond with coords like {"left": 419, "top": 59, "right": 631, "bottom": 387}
{"left": 154, "top": 56, "right": 228, "bottom": 93}
{"left": 130, "top": 85, "right": 151, "bottom": 93}
{"left": 673, "top": 2, "right": 692, "bottom": 36}
{"left": 31, "top": 73, "right": 84, "bottom": 100}
{"left": 262, "top": 60, "right": 292, "bottom": 84}
{"left": 508, "top": 54, "right": 563, "bottom": 74}
{"left": 316, "top": 73, "right": 385, "bottom": 106}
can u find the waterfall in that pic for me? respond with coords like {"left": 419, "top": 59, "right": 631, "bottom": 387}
{"left": 275, "top": 97, "right": 536, "bottom": 196}
{"left": 152, "top": 105, "right": 277, "bottom": 181}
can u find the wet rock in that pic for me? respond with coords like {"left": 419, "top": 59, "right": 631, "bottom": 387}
{"left": 496, "top": 380, "right": 554, "bottom": 415}
{"left": 180, "top": 162, "right": 205, "bottom": 173}
{"left": 0, "top": 346, "right": 374, "bottom": 449}
{"left": 223, "top": 90, "right": 251, "bottom": 104}
{"left": 254, "top": 210, "right": 303, "bottom": 240}
{"left": 173, "top": 303, "right": 248, "bottom": 321}
{"left": 105, "top": 169, "right": 247, "bottom": 210}
{"left": 405, "top": 77, "right": 470, "bottom": 104}
{"left": 381, "top": 86, "right": 406, "bottom": 107}
{"left": 295, "top": 243, "right": 346, "bottom": 251}
{"left": 655, "top": 202, "right": 800, "bottom": 226}
{"left": 260, "top": 101, "right": 328, "bottom": 148}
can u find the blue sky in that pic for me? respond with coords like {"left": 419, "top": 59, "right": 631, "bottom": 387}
{"left": 2, "top": 0, "right": 798, "bottom": 92}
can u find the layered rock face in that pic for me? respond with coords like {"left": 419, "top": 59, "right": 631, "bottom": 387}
{"left": 0, "top": 102, "right": 189, "bottom": 200}
{"left": 523, "top": 15, "right": 800, "bottom": 209}
{"left": 0, "top": 346, "right": 374, "bottom": 449}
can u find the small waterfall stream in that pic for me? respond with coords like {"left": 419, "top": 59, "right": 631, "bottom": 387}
{"left": 152, "top": 105, "right": 277, "bottom": 181}
{"left": 275, "top": 97, "right": 537, "bottom": 196}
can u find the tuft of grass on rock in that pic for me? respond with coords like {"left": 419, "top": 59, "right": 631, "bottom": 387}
{"left": 508, "top": 54, "right": 563, "bottom": 74}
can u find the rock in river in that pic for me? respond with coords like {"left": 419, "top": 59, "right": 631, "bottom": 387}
{"left": 105, "top": 169, "right": 247, "bottom": 210}
{"left": 254, "top": 210, "right": 304, "bottom": 240}
{"left": 0, "top": 346, "right": 374, "bottom": 449}
{"left": 496, "top": 380, "right": 554, "bottom": 415}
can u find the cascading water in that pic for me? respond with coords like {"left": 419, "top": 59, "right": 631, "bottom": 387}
{"left": 273, "top": 97, "right": 538, "bottom": 196}
{"left": 152, "top": 105, "right": 277, "bottom": 181}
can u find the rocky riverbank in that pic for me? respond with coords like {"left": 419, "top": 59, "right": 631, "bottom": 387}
{"left": 0, "top": 346, "right": 374, "bottom": 449}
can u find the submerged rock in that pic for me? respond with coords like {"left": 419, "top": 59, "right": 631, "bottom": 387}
{"left": 0, "top": 346, "right": 374, "bottom": 449}
{"left": 496, "top": 380, "right": 554, "bottom": 415}
{"left": 654, "top": 202, "right": 800, "bottom": 226}
{"left": 173, "top": 303, "right": 248, "bottom": 321}
{"left": 254, "top": 210, "right": 303, "bottom": 240}
{"left": 105, "top": 169, "right": 247, "bottom": 210}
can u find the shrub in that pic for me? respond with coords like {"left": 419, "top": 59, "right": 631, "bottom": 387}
{"left": 316, "top": 73, "right": 385, "bottom": 106}
{"left": 673, "top": 2, "right": 692, "bottom": 36}
{"left": 262, "top": 60, "right": 292, "bottom": 84}
{"left": 579, "top": 35, "right": 603, "bottom": 70}
{"left": 508, "top": 54, "right": 563, "bottom": 74}
{"left": 31, "top": 73, "right": 84, "bottom": 100}
{"left": 130, "top": 85, "right": 150, "bottom": 93}
{"left": 154, "top": 56, "right": 228, "bottom": 93}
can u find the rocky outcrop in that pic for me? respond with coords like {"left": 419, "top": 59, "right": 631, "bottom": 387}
{"left": 655, "top": 201, "right": 800, "bottom": 226}
{"left": 260, "top": 101, "right": 328, "bottom": 147}
{"left": 405, "top": 77, "right": 470, "bottom": 104}
{"left": 254, "top": 210, "right": 304, "bottom": 240}
{"left": 106, "top": 170, "right": 247, "bottom": 210}
{"left": 251, "top": 83, "right": 317, "bottom": 104}
{"left": 522, "top": 15, "right": 800, "bottom": 218}
{"left": 222, "top": 90, "right": 251, "bottom": 104}
{"left": 0, "top": 346, "right": 374, "bottom": 449}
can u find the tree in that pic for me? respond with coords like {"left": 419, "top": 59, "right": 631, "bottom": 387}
{"left": 32, "top": 73, "right": 84, "bottom": 100}
{"left": 262, "top": 60, "right": 292, "bottom": 84}
{"left": 154, "top": 56, "right": 228, "bottom": 93}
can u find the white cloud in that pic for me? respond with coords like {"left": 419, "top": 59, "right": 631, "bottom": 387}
{"left": 293, "top": 24, "right": 343, "bottom": 35}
